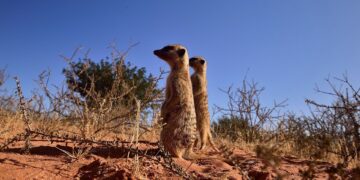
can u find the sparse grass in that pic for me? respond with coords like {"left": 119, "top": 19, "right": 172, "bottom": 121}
{"left": 0, "top": 111, "right": 23, "bottom": 140}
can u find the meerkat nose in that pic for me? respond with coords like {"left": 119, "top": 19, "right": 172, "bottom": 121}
{"left": 153, "top": 50, "right": 160, "bottom": 55}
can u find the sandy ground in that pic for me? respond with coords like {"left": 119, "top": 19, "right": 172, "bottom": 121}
{"left": 0, "top": 139, "right": 359, "bottom": 180}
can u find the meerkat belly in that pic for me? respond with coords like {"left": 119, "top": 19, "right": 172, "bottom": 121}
{"left": 162, "top": 78, "right": 196, "bottom": 145}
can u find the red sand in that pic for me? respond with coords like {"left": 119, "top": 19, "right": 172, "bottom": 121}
{"left": 0, "top": 139, "right": 358, "bottom": 179}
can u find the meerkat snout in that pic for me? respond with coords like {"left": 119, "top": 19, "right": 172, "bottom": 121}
{"left": 153, "top": 50, "right": 161, "bottom": 56}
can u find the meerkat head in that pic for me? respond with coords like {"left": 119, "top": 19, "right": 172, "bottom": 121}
{"left": 189, "top": 56, "right": 207, "bottom": 73}
{"left": 153, "top": 44, "right": 189, "bottom": 69}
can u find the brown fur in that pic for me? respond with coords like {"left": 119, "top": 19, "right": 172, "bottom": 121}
{"left": 190, "top": 56, "right": 219, "bottom": 152}
{"left": 153, "top": 44, "right": 197, "bottom": 159}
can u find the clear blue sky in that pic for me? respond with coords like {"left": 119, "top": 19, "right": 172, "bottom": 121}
{"left": 1, "top": 0, "right": 360, "bottom": 116}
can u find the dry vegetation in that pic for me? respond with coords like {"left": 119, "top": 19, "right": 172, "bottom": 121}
{"left": 0, "top": 47, "right": 359, "bottom": 179}
{"left": 213, "top": 75, "right": 360, "bottom": 167}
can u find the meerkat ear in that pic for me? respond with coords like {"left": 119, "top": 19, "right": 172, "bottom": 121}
{"left": 177, "top": 49, "right": 186, "bottom": 57}
{"left": 200, "top": 59, "right": 205, "bottom": 65}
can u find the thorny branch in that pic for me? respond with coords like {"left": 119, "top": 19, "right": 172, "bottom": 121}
{"left": 14, "top": 77, "right": 32, "bottom": 154}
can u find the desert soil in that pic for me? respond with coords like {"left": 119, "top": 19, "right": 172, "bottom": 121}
{"left": 0, "top": 139, "right": 358, "bottom": 180}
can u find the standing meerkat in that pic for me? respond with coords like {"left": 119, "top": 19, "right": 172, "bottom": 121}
{"left": 153, "top": 44, "right": 197, "bottom": 159}
{"left": 189, "top": 56, "right": 219, "bottom": 152}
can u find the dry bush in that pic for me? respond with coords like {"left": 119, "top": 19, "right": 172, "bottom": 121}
{"left": 277, "top": 75, "right": 359, "bottom": 167}
{"left": 0, "top": 69, "right": 21, "bottom": 139}
{"left": 0, "top": 111, "right": 23, "bottom": 139}
{"left": 214, "top": 77, "right": 286, "bottom": 144}
{"left": 0, "top": 46, "right": 164, "bottom": 148}
{"left": 303, "top": 75, "right": 360, "bottom": 166}
{"left": 0, "top": 68, "right": 5, "bottom": 87}
{"left": 213, "top": 74, "right": 360, "bottom": 172}
{"left": 26, "top": 47, "right": 165, "bottom": 142}
{"left": 0, "top": 46, "right": 165, "bottom": 168}
{"left": 0, "top": 69, "right": 16, "bottom": 112}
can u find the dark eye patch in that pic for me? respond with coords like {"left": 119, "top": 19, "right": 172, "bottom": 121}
{"left": 163, "top": 46, "right": 175, "bottom": 51}
{"left": 189, "top": 57, "right": 197, "bottom": 62}
{"left": 200, "top": 59, "right": 205, "bottom": 65}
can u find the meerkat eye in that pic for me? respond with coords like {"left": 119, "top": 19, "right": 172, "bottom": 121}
{"left": 200, "top": 59, "right": 205, "bottom": 65}
{"left": 177, "top": 49, "right": 186, "bottom": 57}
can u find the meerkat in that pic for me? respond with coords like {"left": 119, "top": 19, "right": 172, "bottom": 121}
{"left": 189, "top": 56, "right": 219, "bottom": 152}
{"left": 153, "top": 44, "right": 197, "bottom": 159}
